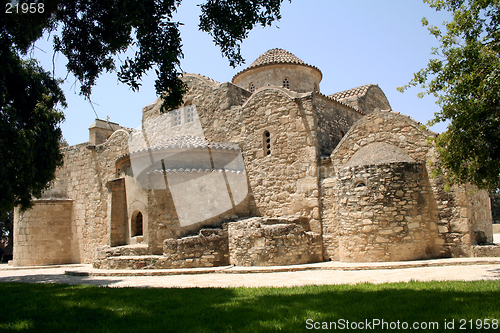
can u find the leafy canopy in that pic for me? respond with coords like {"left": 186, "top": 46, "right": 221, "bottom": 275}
{"left": 0, "top": 211, "right": 13, "bottom": 253}
{"left": 0, "top": 0, "right": 288, "bottom": 212}
{"left": 4, "top": 0, "right": 287, "bottom": 112}
{"left": 0, "top": 52, "right": 66, "bottom": 213}
{"left": 399, "top": 0, "right": 500, "bottom": 190}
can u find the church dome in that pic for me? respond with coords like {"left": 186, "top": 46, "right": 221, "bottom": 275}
{"left": 232, "top": 48, "right": 322, "bottom": 93}
{"left": 247, "top": 48, "right": 308, "bottom": 68}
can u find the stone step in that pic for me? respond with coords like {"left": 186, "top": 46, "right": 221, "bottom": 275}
{"left": 68, "top": 257, "right": 500, "bottom": 276}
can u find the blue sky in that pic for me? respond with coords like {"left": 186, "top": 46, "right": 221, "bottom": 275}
{"left": 31, "top": 0, "right": 452, "bottom": 146}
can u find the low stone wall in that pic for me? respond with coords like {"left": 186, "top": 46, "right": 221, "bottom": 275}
{"left": 228, "top": 217, "right": 322, "bottom": 266}
{"left": 14, "top": 199, "right": 74, "bottom": 266}
{"left": 95, "top": 244, "right": 149, "bottom": 258}
{"left": 93, "top": 256, "right": 161, "bottom": 269}
{"left": 92, "top": 216, "right": 320, "bottom": 269}
{"left": 472, "top": 245, "right": 500, "bottom": 257}
{"left": 93, "top": 228, "right": 229, "bottom": 269}
{"left": 162, "top": 228, "right": 229, "bottom": 268}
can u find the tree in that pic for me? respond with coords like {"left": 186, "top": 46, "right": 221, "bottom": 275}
{"left": 399, "top": 0, "right": 500, "bottom": 190}
{"left": 0, "top": 211, "right": 13, "bottom": 260}
{"left": 0, "top": 55, "right": 66, "bottom": 213}
{"left": 0, "top": 0, "right": 288, "bottom": 213}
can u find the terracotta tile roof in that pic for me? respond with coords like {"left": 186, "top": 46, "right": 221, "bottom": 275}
{"left": 232, "top": 48, "right": 321, "bottom": 82}
{"left": 328, "top": 84, "right": 374, "bottom": 100}
{"left": 248, "top": 48, "right": 306, "bottom": 68}
{"left": 312, "top": 91, "right": 364, "bottom": 115}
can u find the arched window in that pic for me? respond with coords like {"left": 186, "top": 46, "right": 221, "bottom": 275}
{"left": 355, "top": 181, "right": 366, "bottom": 188}
{"left": 263, "top": 130, "right": 271, "bottom": 156}
{"left": 282, "top": 78, "right": 290, "bottom": 89}
{"left": 340, "top": 130, "right": 345, "bottom": 138}
{"left": 249, "top": 83, "right": 255, "bottom": 93}
{"left": 132, "top": 211, "right": 143, "bottom": 236}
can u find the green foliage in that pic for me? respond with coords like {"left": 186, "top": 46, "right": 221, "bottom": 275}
{"left": 400, "top": 0, "right": 500, "bottom": 190}
{"left": 0, "top": 52, "right": 66, "bottom": 212}
{"left": 53, "top": 0, "right": 187, "bottom": 112}
{"left": 3, "top": 0, "right": 288, "bottom": 113}
{"left": 59, "top": 137, "right": 69, "bottom": 148}
{"left": 1, "top": 281, "right": 500, "bottom": 332}
{"left": 0, "top": 0, "right": 288, "bottom": 213}
{"left": 0, "top": 211, "right": 13, "bottom": 245}
{"left": 199, "top": 0, "right": 286, "bottom": 67}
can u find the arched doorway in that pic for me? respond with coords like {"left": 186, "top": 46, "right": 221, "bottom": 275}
{"left": 131, "top": 211, "right": 143, "bottom": 236}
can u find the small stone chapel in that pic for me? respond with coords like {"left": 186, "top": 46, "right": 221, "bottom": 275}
{"left": 13, "top": 48, "right": 496, "bottom": 268}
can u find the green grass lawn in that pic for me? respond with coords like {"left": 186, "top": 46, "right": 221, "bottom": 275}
{"left": 1, "top": 280, "right": 500, "bottom": 332}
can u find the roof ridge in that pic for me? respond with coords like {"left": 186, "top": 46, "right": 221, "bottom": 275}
{"left": 329, "top": 84, "right": 376, "bottom": 100}
{"left": 312, "top": 91, "right": 364, "bottom": 115}
{"left": 182, "top": 72, "right": 219, "bottom": 85}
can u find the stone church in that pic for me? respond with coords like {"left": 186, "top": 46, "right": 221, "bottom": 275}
{"left": 13, "top": 48, "right": 495, "bottom": 268}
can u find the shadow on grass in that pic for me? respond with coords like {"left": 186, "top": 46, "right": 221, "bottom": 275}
{"left": 0, "top": 274, "right": 123, "bottom": 287}
{"left": 1, "top": 280, "right": 500, "bottom": 332}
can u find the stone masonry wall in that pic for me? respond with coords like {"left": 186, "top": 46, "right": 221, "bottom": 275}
{"left": 232, "top": 63, "right": 322, "bottom": 93}
{"left": 93, "top": 216, "right": 318, "bottom": 269}
{"left": 14, "top": 200, "right": 73, "bottom": 266}
{"left": 327, "top": 111, "right": 490, "bottom": 258}
{"left": 162, "top": 228, "right": 229, "bottom": 268}
{"left": 107, "top": 178, "right": 127, "bottom": 247}
{"left": 228, "top": 217, "right": 322, "bottom": 266}
{"left": 238, "top": 90, "right": 322, "bottom": 232}
{"left": 56, "top": 130, "right": 130, "bottom": 263}
{"left": 330, "top": 111, "right": 433, "bottom": 167}
{"left": 157, "top": 75, "right": 324, "bottom": 233}
{"left": 312, "top": 93, "right": 363, "bottom": 157}
{"left": 333, "top": 162, "right": 440, "bottom": 262}
{"left": 357, "top": 85, "right": 392, "bottom": 114}
{"left": 466, "top": 184, "right": 493, "bottom": 244}
{"left": 94, "top": 226, "right": 229, "bottom": 269}
{"left": 321, "top": 176, "right": 339, "bottom": 261}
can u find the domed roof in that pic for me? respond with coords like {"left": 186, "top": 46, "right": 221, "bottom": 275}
{"left": 344, "top": 142, "right": 415, "bottom": 167}
{"left": 248, "top": 48, "right": 307, "bottom": 68}
{"left": 232, "top": 48, "right": 321, "bottom": 82}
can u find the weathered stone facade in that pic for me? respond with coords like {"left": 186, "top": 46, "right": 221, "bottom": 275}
{"left": 332, "top": 162, "right": 440, "bottom": 262}
{"left": 14, "top": 199, "right": 73, "bottom": 266}
{"left": 13, "top": 48, "right": 495, "bottom": 268}
{"left": 228, "top": 217, "right": 322, "bottom": 266}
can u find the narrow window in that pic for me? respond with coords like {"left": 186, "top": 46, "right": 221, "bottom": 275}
{"left": 173, "top": 109, "right": 182, "bottom": 126}
{"left": 249, "top": 83, "right": 255, "bottom": 93}
{"left": 340, "top": 130, "right": 345, "bottom": 138}
{"left": 263, "top": 130, "right": 271, "bottom": 156}
{"left": 282, "top": 78, "right": 290, "bottom": 89}
{"left": 355, "top": 181, "right": 366, "bottom": 188}
{"left": 186, "top": 105, "right": 194, "bottom": 123}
